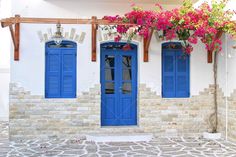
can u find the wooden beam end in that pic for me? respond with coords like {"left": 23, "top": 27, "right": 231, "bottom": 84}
{"left": 208, "top": 50, "right": 213, "bottom": 63}
{"left": 91, "top": 16, "right": 97, "bottom": 62}
{"left": 144, "top": 50, "right": 149, "bottom": 62}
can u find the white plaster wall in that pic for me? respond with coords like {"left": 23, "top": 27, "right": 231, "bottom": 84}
{"left": 217, "top": 35, "right": 236, "bottom": 97}
{"left": 226, "top": 40, "right": 236, "bottom": 95}
{"left": 10, "top": 0, "right": 214, "bottom": 96}
{"left": 0, "top": 0, "right": 11, "bottom": 120}
{"left": 217, "top": 35, "right": 227, "bottom": 95}
{"left": 11, "top": 0, "right": 180, "bottom": 19}
{"left": 217, "top": 0, "right": 236, "bottom": 96}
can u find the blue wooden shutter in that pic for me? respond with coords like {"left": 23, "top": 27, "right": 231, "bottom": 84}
{"left": 46, "top": 49, "right": 61, "bottom": 98}
{"left": 162, "top": 50, "right": 175, "bottom": 98}
{"left": 175, "top": 51, "right": 190, "bottom": 97}
{"left": 61, "top": 49, "right": 76, "bottom": 98}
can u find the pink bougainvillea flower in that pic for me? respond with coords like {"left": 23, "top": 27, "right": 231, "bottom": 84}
{"left": 183, "top": 44, "right": 194, "bottom": 54}
{"left": 137, "top": 18, "right": 143, "bottom": 25}
{"left": 114, "top": 35, "right": 121, "bottom": 42}
{"left": 117, "top": 25, "right": 129, "bottom": 34}
{"left": 194, "top": 27, "right": 206, "bottom": 37}
{"left": 188, "top": 36, "right": 198, "bottom": 44}
{"left": 123, "top": 44, "right": 131, "bottom": 51}
{"left": 165, "top": 29, "right": 176, "bottom": 40}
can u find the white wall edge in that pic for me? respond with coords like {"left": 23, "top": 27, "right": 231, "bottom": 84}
{"left": 0, "top": 68, "right": 10, "bottom": 73}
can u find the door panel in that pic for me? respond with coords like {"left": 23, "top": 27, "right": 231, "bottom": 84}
{"left": 162, "top": 50, "right": 175, "bottom": 98}
{"left": 101, "top": 43, "right": 137, "bottom": 126}
{"left": 61, "top": 50, "right": 76, "bottom": 97}
{"left": 46, "top": 50, "right": 61, "bottom": 98}
{"left": 175, "top": 51, "right": 190, "bottom": 97}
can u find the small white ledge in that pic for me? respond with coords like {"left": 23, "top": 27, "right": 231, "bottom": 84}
{"left": 86, "top": 133, "right": 153, "bottom": 142}
{"left": 203, "top": 132, "right": 222, "bottom": 140}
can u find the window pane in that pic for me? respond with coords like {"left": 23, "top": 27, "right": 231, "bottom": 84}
{"left": 122, "top": 56, "right": 132, "bottom": 68}
{"left": 123, "top": 69, "right": 132, "bottom": 80}
{"left": 105, "top": 55, "right": 115, "bottom": 67}
{"left": 105, "top": 69, "right": 115, "bottom": 81}
{"left": 122, "top": 83, "right": 131, "bottom": 94}
{"left": 48, "top": 44, "right": 74, "bottom": 48}
{"left": 105, "top": 82, "right": 114, "bottom": 94}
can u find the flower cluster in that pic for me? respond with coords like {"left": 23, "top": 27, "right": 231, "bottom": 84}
{"left": 103, "top": 0, "right": 236, "bottom": 55}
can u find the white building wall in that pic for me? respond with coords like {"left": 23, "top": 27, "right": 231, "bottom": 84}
{"left": 217, "top": 0, "right": 236, "bottom": 96}
{"left": 224, "top": 36, "right": 236, "bottom": 96}
{"left": 0, "top": 0, "right": 11, "bottom": 120}
{"left": 10, "top": 0, "right": 214, "bottom": 96}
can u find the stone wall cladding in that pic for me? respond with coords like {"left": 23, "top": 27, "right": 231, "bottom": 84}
{"left": 10, "top": 83, "right": 216, "bottom": 139}
{"left": 228, "top": 90, "right": 236, "bottom": 142}
{"left": 10, "top": 83, "right": 101, "bottom": 139}
{"left": 139, "top": 84, "right": 215, "bottom": 137}
{"left": 217, "top": 87, "right": 226, "bottom": 138}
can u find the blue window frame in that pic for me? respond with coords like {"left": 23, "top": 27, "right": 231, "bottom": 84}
{"left": 45, "top": 40, "right": 77, "bottom": 98}
{"left": 162, "top": 42, "right": 190, "bottom": 98}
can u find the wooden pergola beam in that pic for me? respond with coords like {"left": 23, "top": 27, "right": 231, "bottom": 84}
{"left": 1, "top": 15, "right": 138, "bottom": 62}
{"left": 143, "top": 29, "right": 154, "bottom": 62}
{"left": 1, "top": 17, "right": 135, "bottom": 28}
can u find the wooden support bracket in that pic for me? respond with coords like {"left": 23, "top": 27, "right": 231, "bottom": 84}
{"left": 143, "top": 29, "right": 154, "bottom": 62}
{"left": 14, "top": 15, "right": 20, "bottom": 61}
{"left": 91, "top": 16, "right": 98, "bottom": 62}
{"left": 7, "top": 15, "right": 20, "bottom": 61}
{"left": 9, "top": 25, "right": 17, "bottom": 48}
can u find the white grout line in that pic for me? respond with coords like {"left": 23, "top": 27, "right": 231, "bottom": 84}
{"left": 225, "top": 34, "right": 228, "bottom": 141}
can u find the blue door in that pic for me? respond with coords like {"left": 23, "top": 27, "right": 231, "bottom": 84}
{"left": 45, "top": 41, "right": 77, "bottom": 98}
{"left": 101, "top": 43, "right": 137, "bottom": 126}
{"left": 162, "top": 42, "right": 190, "bottom": 98}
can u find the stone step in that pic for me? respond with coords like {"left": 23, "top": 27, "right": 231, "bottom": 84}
{"left": 86, "top": 133, "right": 153, "bottom": 142}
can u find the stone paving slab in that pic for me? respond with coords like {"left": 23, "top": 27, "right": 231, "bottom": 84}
{"left": 1, "top": 121, "right": 236, "bottom": 156}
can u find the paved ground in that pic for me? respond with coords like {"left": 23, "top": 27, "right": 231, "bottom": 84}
{"left": 1, "top": 121, "right": 236, "bottom": 157}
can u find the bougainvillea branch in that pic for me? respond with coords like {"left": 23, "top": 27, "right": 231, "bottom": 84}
{"left": 103, "top": 0, "right": 236, "bottom": 55}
